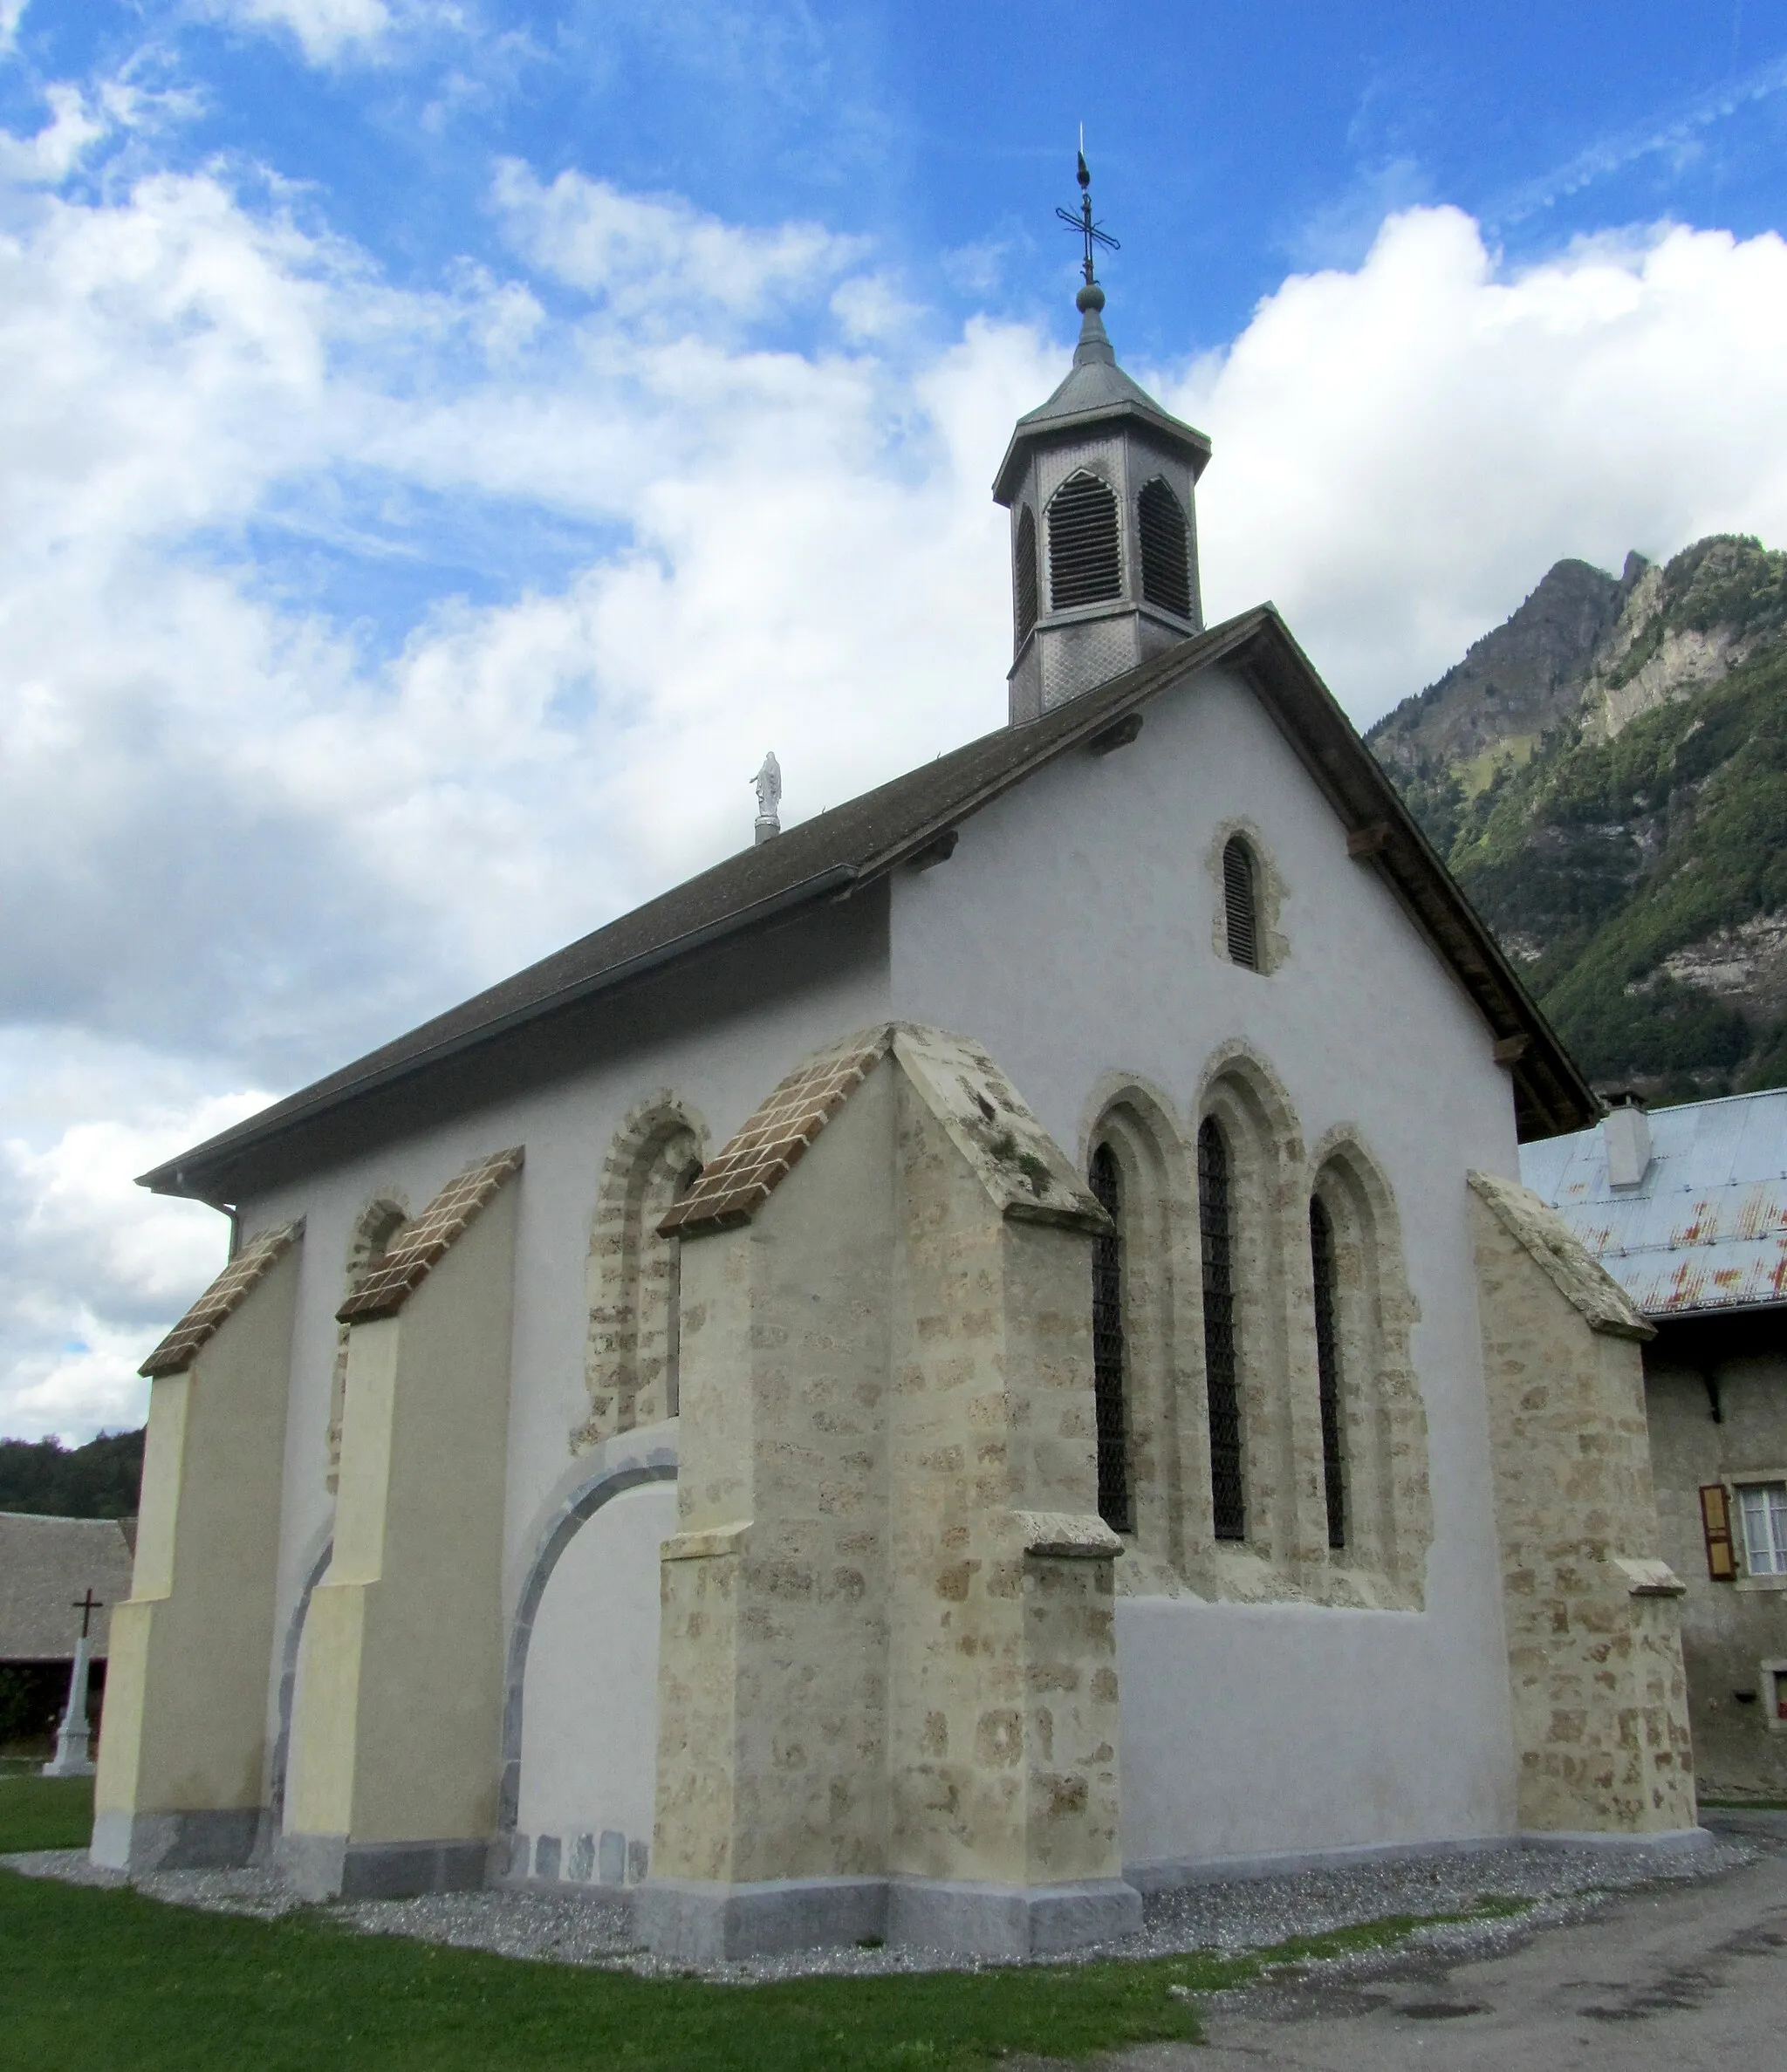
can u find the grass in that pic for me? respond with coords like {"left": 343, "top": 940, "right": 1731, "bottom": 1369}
{"left": 0, "top": 1771, "right": 95, "bottom": 1850}
{"left": 0, "top": 1777, "right": 1530, "bottom": 2072}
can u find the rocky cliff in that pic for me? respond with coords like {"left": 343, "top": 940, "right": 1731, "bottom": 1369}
{"left": 1367, "top": 535, "right": 1787, "bottom": 1100}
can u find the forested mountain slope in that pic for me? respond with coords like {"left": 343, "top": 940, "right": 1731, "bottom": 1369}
{"left": 1367, "top": 536, "right": 1787, "bottom": 1099}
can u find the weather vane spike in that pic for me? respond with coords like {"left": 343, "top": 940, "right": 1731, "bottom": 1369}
{"left": 1056, "top": 130, "right": 1119, "bottom": 288}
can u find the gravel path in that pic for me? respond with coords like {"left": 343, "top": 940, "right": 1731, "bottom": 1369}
{"left": 1, "top": 1830, "right": 1756, "bottom": 1984}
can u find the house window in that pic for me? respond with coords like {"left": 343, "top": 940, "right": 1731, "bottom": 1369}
{"left": 1014, "top": 505, "right": 1039, "bottom": 645}
{"left": 1198, "top": 1116, "right": 1246, "bottom": 1541}
{"left": 1138, "top": 476, "right": 1192, "bottom": 619}
{"left": 1048, "top": 471, "right": 1122, "bottom": 610}
{"left": 1739, "top": 1482, "right": 1787, "bottom": 1576}
{"left": 1309, "top": 1195, "right": 1346, "bottom": 1550}
{"left": 1088, "top": 1143, "right": 1133, "bottom": 1533}
{"left": 1222, "top": 837, "right": 1259, "bottom": 970}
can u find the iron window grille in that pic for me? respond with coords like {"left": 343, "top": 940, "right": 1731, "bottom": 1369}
{"left": 1222, "top": 836, "right": 1259, "bottom": 970}
{"left": 1088, "top": 1143, "right": 1133, "bottom": 1534}
{"left": 1138, "top": 476, "right": 1193, "bottom": 619}
{"left": 1309, "top": 1195, "right": 1347, "bottom": 1549}
{"left": 1047, "top": 471, "right": 1122, "bottom": 611}
{"left": 1198, "top": 1117, "right": 1246, "bottom": 1541}
{"left": 1014, "top": 505, "right": 1039, "bottom": 646}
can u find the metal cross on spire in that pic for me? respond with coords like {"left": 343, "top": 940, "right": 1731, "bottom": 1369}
{"left": 1055, "top": 127, "right": 1119, "bottom": 286}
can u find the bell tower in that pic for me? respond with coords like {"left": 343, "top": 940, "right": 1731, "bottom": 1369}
{"left": 993, "top": 153, "right": 1213, "bottom": 723}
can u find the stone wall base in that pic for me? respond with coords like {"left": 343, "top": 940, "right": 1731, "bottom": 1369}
{"left": 635, "top": 1875, "right": 1142, "bottom": 1959}
{"left": 90, "top": 1808, "right": 260, "bottom": 1874}
{"left": 274, "top": 1832, "right": 488, "bottom": 1901}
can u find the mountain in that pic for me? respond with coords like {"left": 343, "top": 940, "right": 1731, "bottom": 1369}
{"left": 1367, "top": 535, "right": 1787, "bottom": 1101}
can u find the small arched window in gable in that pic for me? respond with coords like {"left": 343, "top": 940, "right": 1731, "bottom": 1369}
{"left": 1138, "top": 476, "right": 1192, "bottom": 619}
{"left": 1087, "top": 1141, "right": 1133, "bottom": 1534}
{"left": 1048, "top": 471, "right": 1121, "bottom": 611}
{"left": 1197, "top": 1116, "right": 1246, "bottom": 1541}
{"left": 1014, "top": 505, "right": 1039, "bottom": 646}
{"left": 1222, "top": 836, "right": 1259, "bottom": 971}
{"left": 1309, "top": 1194, "right": 1346, "bottom": 1549}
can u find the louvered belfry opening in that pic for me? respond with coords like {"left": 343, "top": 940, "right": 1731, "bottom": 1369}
{"left": 1197, "top": 1117, "right": 1246, "bottom": 1541}
{"left": 1138, "top": 476, "right": 1192, "bottom": 619}
{"left": 1088, "top": 1142, "right": 1133, "bottom": 1534}
{"left": 1222, "top": 837, "right": 1259, "bottom": 970}
{"left": 1047, "top": 470, "right": 1122, "bottom": 611}
{"left": 1309, "top": 1195, "right": 1347, "bottom": 1550}
{"left": 1014, "top": 505, "right": 1039, "bottom": 646}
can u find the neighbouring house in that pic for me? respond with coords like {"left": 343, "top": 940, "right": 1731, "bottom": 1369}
{"left": 90, "top": 250, "right": 1699, "bottom": 1960}
{"left": 1524, "top": 1087, "right": 1787, "bottom": 1798}
{"left": 0, "top": 1512, "right": 134, "bottom": 1746}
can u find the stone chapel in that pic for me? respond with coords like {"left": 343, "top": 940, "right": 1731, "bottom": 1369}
{"left": 92, "top": 254, "right": 1702, "bottom": 1959}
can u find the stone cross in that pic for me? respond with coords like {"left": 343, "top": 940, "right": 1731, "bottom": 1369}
{"left": 41, "top": 1589, "right": 105, "bottom": 1779}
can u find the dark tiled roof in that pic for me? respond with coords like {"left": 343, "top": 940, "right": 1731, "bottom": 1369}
{"left": 140, "top": 606, "right": 1597, "bottom": 1203}
{"left": 336, "top": 1147, "right": 524, "bottom": 1323}
{"left": 140, "top": 1221, "right": 303, "bottom": 1377}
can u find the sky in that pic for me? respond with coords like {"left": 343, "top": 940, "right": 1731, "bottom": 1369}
{"left": 3, "top": 0, "right": 1787, "bottom": 1443}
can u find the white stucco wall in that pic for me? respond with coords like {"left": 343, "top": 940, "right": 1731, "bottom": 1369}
{"left": 243, "top": 899, "right": 892, "bottom": 1775}
{"left": 515, "top": 1478, "right": 678, "bottom": 1876}
{"left": 888, "top": 664, "right": 1525, "bottom": 1863}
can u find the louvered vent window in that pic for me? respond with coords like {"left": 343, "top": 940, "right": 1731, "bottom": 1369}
{"left": 1014, "top": 506, "right": 1039, "bottom": 646}
{"left": 1047, "top": 471, "right": 1121, "bottom": 611}
{"left": 1222, "top": 837, "right": 1259, "bottom": 970}
{"left": 1309, "top": 1196, "right": 1346, "bottom": 1549}
{"left": 1138, "top": 477, "right": 1192, "bottom": 619}
{"left": 1198, "top": 1118, "right": 1246, "bottom": 1541}
{"left": 1088, "top": 1143, "right": 1133, "bottom": 1534}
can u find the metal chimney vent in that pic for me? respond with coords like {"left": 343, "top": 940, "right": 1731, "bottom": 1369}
{"left": 1139, "top": 476, "right": 1192, "bottom": 619}
{"left": 1048, "top": 472, "right": 1121, "bottom": 610}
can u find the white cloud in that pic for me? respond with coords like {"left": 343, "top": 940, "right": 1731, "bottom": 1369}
{"left": 195, "top": 0, "right": 402, "bottom": 65}
{"left": 1172, "top": 206, "right": 1787, "bottom": 721}
{"left": 5, "top": 132, "right": 1787, "bottom": 1438}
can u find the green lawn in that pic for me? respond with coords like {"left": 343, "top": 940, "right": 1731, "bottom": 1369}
{"left": 0, "top": 1771, "right": 94, "bottom": 1851}
{"left": 0, "top": 1778, "right": 1525, "bottom": 2072}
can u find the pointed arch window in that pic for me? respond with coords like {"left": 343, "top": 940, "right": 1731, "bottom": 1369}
{"left": 1138, "top": 476, "right": 1192, "bottom": 619}
{"left": 328, "top": 1199, "right": 407, "bottom": 1491}
{"left": 1014, "top": 505, "right": 1039, "bottom": 646}
{"left": 1222, "top": 837, "right": 1259, "bottom": 971}
{"left": 1198, "top": 1117, "right": 1246, "bottom": 1540}
{"left": 1309, "top": 1195, "right": 1347, "bottom": 1549}
{"left": 1088, "top": 1142, "right": 1133, "bottom": 1533}
{"left": 1048, "top": 471, "right": 1121, "bottom": 610}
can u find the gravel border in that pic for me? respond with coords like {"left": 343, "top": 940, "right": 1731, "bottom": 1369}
{"left": 1, "top": 1829, "right": 1762, "bottom": 1984}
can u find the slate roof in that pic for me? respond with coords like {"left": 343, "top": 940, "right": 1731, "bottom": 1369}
{"left": 140, "top": 605, "right": 1596, "bottom": 1207}
{"left": 1521, "top": 1088, "right": 1787, "bottom": 1319}
{"left": 0, "top": 1513, "right": 134, "bottom": 1661}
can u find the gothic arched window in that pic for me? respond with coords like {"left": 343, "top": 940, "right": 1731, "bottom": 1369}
{"left": 1197, "top": 1116, "right": 1246, "bottom": 1541}
{"left": 1309, "top": 1194, "right": 1346, "bottom": 1549}
{"left": 1014, "top": 505, "right": 1039, "bottom": 645}
{"left": 663, "top": 1158, "right": 703, "bottom": 1419}
{"left": 1087, "top": 1141, "right": 1133, "bottom": 1533}
{"left": 1047, "top": 471, "right": 1121, "bottom": 610}
{"left": 1222, "top": 836, "right": 1259, "bottom": 971}
{"left": 1138, "top": 476, "right": 1192, "bottom": 619}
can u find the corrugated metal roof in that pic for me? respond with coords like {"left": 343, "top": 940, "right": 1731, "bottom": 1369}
{"left": 1520, "top": 1087, "right": 1787, "bottom": 1319}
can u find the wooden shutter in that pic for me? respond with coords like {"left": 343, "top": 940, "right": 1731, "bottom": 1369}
{"left": 1700, "top": 1483, "right": 1737, "bottom": 1581}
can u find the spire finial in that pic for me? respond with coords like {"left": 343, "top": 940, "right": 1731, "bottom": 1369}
{"left": 1055, "top": 129, "right": 1119, "bottom": 294}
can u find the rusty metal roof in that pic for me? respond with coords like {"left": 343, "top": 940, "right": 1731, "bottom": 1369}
{"left": 1519, "top": 1088, "right": 1787, "bottom": 1319}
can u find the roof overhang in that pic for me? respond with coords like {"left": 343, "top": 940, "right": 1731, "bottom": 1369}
{"left": 992, "top": 398, "right": 1214, "bottom": 507}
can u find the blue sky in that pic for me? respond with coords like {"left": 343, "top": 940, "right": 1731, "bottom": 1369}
{"left": 3, "top": 0, "right": 1786, "bottom": 1439}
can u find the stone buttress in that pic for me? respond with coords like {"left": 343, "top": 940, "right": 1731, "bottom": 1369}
{"left": 278, "top": 1148, "right": 524, "bottom": 1899}
{"left": 1469, "top": 1172, "right": 1699, "bottom": 1840}
{"left": 638, "top": 1024, "right": 1139, "bottom": 1959}
{"left": 92, "top": 1223, "right": 304, "bottom": 1873}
